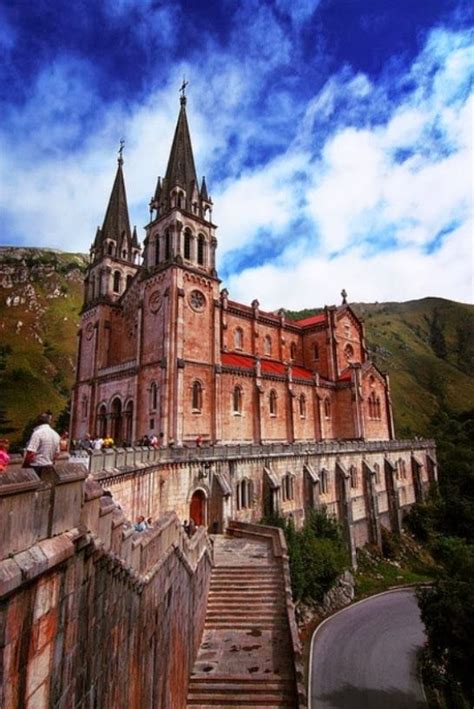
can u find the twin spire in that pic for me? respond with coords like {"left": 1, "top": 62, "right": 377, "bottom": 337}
{"left": 92, "top": 89, "right": 211, "bottom": 265}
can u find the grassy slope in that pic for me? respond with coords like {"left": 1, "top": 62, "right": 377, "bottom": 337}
{"left": 0, "top": 248, "right": 87, "bottom": 445}
{"left": 1, "top": 248, "right": 473, "bottom": 445}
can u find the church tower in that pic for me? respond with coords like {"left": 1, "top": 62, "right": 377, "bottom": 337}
{"left": 83, "top": 150, "right": 141, "bottom": 308}
{"left": 144, "top": 93, "right": 216, "bottom": 276}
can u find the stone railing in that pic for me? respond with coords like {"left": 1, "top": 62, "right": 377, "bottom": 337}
{"left": 227, "top": 520, "right": 307, "bottom": 709}
{"left": 97, "top": 360, "right": 137, "bottom": 377}
{"left": 74, "top": 438, "right": 436, "bottom": 475}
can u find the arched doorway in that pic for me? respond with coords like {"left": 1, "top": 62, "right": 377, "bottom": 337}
{"left": 111, "top": 397, "right": 122, "bottom": 444}
{"left": 189, "top": 489, "right": 207, "bottom": 527}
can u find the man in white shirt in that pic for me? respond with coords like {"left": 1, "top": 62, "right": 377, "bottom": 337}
{"left": 24, "top": 412, "right": 61, "bottom": 477}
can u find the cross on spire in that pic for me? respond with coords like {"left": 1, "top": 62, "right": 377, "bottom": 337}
{"left": 179, "top": 76, "right": 189, "bottom": 105}
{"left": 118, "top": 139, "right": 125, "bottom": 165}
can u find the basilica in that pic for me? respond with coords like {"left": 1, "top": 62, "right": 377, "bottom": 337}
{"left": 71, "top": 93, "right": 394, "bottom": 450}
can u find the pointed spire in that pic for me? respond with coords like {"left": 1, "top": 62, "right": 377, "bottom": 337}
{"left": 101, "top": 151, "right": 132, "bottom": 245}
{"left": 164, "top": 97, "right": 198, "bottom": 191}
{"left": 153, "top": 176, "right": 162, "bottom": 202}
{"left": 132, "top": 226, "right": 139, "bottom": 247}
{"left": 200, "top": 176, "right": 208, "bottom": 201}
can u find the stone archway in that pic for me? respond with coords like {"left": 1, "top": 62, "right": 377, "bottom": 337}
{"left": 189, "top": 489, "right": 207, "bottom": 527}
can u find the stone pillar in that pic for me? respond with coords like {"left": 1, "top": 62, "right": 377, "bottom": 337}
{"left": 362, "top": 461, "right": 381, "bottom": 547}
{"left": 336, "top": 461, "right": 357, "bottom": 568}
{"left": 384, "top": 457, "right": 401, "bottom": 533}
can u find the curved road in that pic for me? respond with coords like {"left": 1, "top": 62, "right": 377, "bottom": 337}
{"left": 310, "top": 589, "right": 427, "bottom": 709}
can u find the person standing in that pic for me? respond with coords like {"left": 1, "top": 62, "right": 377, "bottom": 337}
{"left": 23, "top": 412, "right": 60, "bottom": 477}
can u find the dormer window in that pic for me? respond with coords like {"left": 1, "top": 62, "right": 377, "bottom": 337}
{"left": 113, "top": 270, "right": 121, "bottom": 293}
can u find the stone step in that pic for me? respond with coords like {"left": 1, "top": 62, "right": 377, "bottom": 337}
{"left": 189, "top": 674, "right": 293, "bottom": 686}
{"left": 212, "top": 567, "right": 280, "bottom": 574}
{"left": 206, "top": 604, "right": 286, "bottom": 612}
{"left": 188, "top": 704, "right": 295, "bottom": 709}
{"left": 210, "top": 581, "right": 283, "bottom": 588}
{"left": 205, "top": 621, "right": 288, "bottom": 630}
{"left": 188, "top": 682, "right": 294, "bottom": 694}
{"left": 187, "top": 693, "right": 294, "bottom": 706}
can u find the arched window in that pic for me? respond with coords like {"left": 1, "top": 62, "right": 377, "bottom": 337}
{"left": 344, "top": 343, "right": 354, "bottom": 361}
{"left": 234, "top": 327, "right": 243, "bottom": 350}
{"left": 90, "top": 276, "right": 96, "bottom": 299}
{"left": 313, "top": 342, "right": 319, "bottom": 359}
{"left": 126, "top": 274, "right": 133, "bottom": 289}
{"left": 107, "top": 242, "right": 114, "bottom": 256}
{"left": 264, "top": 335, "right": 272, "bottom": 356}
{"left": 368, "top": 392, "right": 381, "bottom": 419}
{"left": 299, "top": 394, "right": 306, "bottom": 418}
{"left": 155, "top": 236, "right": 160, "bottom": 265}
{"left": 269, "top": 390, "right": 277, "bottom": 416}
{"left": 282, "top": 473, "right": 295, "bottom": 501}
{"left": 233, "top": 386, "right": 242, "bottom": 414}
{"left": 111, "top": 397, "right": 122, "bottom": 443}
{"left": 177, "top": 192, "right": 182, "bottom": 209}
{"left": 236, "top": 478, "right": 253, "bottom": 510}
{"left": 165, "top": 230, "right": 171, "bottom": 260}
{"left": 197, "top": 234, "right": 205, "bottom": 265}
{"left": 97, "top": 404, "right": 107, "bottom": 438}
{"left": 184, "top": 229, "right": 191, "bottom": 260}
{"left": 320, "top": 468, "right": 329, "bottom": 494}
{"left": 324, "top": 397, "right": 331, "bottom": 419}
{"left": 290, "top": 342, "right": 297, "bottom": 360}
{"left": 124, "top": 400, "right": 133, "bottom": 445}
{"left": 398, "top": 459, "right": 407, "bottom": 480}
{"left": 150, "top": 382, "right": 158, "bottom": 411}
{"left": 192, "top": 381, "right": 203, "bottom": 412}
{"left": 113, "top": 270, "right": 121, "bottom": 293}
{"left": 376, "top": 396, "right": 381, "bottom": 419}
{"left": 350, "top": 465, "right": 358, "bottom": 489}
{"left": 122, "top": 249, "right": 127, "bottom": 259}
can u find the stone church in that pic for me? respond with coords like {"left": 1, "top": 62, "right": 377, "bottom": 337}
{"left": 71, "top": 94, "right": 435, "bottom": 546}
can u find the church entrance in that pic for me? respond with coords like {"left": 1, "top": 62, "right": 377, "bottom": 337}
{"left": 189, "top": 489, "right": 207, "bottom": 527}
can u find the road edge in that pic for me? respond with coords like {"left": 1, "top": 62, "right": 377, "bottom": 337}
{"left": 307, "top": 585, "right": 429, "bottom": 709}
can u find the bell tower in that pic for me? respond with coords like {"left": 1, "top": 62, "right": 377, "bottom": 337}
{"left": 83, "top": 147, "right": 141, "bottom": 308}
{"left": 143, "top": 93, "right": 217, "bottom": 277}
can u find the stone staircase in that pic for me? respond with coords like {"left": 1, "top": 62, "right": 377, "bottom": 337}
{"left": 187, "top": 535, "right": 298, "bottom": 708}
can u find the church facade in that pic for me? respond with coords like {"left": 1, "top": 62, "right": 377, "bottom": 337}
{"left": 71, "top": 94, "right": 395, "bottom": 450}
{"left": 71, "top": 95, "right": 436, "bottom": 549}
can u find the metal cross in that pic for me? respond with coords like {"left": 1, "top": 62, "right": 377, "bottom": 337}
{"left": 179, "top": 76, "right": 189, "bottom": 97}
{"left": 341, "top": 288, "right": 348, "bottom": 304}
{"left": 118, "top": 139, "right": 125, "bottom": 158}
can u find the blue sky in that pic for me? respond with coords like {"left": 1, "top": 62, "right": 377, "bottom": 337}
{"left": 0, "top": 0, "right": 472, "bottom": 308}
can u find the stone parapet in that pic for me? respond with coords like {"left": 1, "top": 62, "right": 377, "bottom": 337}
{"left": 78, "top": 437, "right": 436, "bottom": 473}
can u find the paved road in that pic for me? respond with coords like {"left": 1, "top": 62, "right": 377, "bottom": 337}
{"left": 310, "top": 589, "right": 427, "bottom": 709}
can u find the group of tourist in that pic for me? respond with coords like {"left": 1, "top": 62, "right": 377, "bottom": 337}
{"left": 76, "top": 433, "right": 115, "bottom": 451}
{"left": 134, "top": 515, "right": 153, "bottom": 532}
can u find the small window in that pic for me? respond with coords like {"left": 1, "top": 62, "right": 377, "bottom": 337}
{"left": 236, "top": 478, "right": 253, "bottom": 510}
{"left": 264, "top": 335, "right": 272, "bottom": 356}
{"left": 350, "top": 465, "right": 358, "bottom": 489}
{"left": 108, "top": 242, "right": 114, "bottom": 256}
{"left": 233, "top": 386, "right": 242, "bottom": 414}
{"left": 282, "top": 473, "right": 295, "bottom": 501}
{"left": 122, "top": 249, "right": 127, "bottom": 259}
{"left": 313, "top": 342, "right": 319, "bottom": 359}
{"left": 299, "top": 394, "right": 306, "bottom": 418}
{"left": 126, "top": 274, "right": 133, "bottom": 289}
{"left": 290, "top": 342, "right": 297, "bottom": 360}
{"left": 234, "top": 327, "right": 243, "bottom": 350}
{"left": 368, "top": 392, "right": 381, "bottom": 419}
{"left": 155, "top": 236, "right": 160, "bottom": 265}
{"left": 320, "top": 469, "right": 329, "bottom": 494}
{"left": 344, "top": 323, "right": 350, "bottom": 338}
{"left": 192, "top": 381, "right": 203, "bottom": 412}
{"left": 149, "top": 418, "right": 155, "bottom": 430}
{"left": 269, "top": 390, "right": 277, "bottom": 416}
{"left": 150, "top": 382, "right": 158, "bottom": 411}
{"left": 374, "top": 463, "right": 381, "bottom": 484}
{"left": 165, "top": 230, "right": 171, "bottom": 260}
{"left": 324, "top": 397, "right": 331, "bottom": 419}
{"left": 344, "top": 343, "right": 354, "bottom": 361}
{"left": 113, "top": 270, "right": 121, "bottom": 293}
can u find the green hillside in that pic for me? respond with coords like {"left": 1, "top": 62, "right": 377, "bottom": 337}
{"left": 287, "top": 298, "right": 474, "bottom": 436}
{"left": 0, "top": 247, "right": 88, "bottom": 447}
{"left": 1, "top": 247, "right": 473, "bottom": 446}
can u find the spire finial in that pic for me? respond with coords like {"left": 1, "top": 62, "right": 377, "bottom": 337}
{"left": 118, "top": 139, "right": 125, "bottom": 165}
{"left": 179, "top": 76, "right": 188, "bottom": 105}
{"left": 341, "top": 288, "right": 348, "bottom": 305}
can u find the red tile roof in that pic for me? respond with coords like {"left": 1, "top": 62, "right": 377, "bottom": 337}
{"left": 261, "top": 359, "right": 286, "bottom": 376}
{"left": 221, "top": 352, "right": 254, "bottom": 369}
{"left": 293, "top": 365, "right": 314, "bottom": 381}
{"left": 338, "top": 368, "right": 352, "bottom": 382}
{"left": 294, "top": 313, "right": 326, "bottom": 327}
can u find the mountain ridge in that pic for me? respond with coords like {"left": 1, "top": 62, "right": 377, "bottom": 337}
{"left": 1, "top": 247, "right": 472, "bottom": 446}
